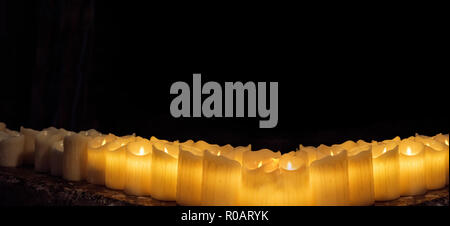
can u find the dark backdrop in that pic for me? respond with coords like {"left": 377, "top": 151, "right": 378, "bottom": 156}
{"left": 1, "top": 1, "right": 448, "bottom": 153}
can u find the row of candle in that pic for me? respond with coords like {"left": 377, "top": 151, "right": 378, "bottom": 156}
{"left": 0, "top": 121, "right": 448, "bottom": 206}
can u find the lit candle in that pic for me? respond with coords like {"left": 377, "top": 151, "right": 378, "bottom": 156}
{"left": 347, "top": 145, "right": 374, "bottom": 205}
{"left": 398, "top": 139, "right": 426, "bottom": 196}
{"left": 176, "top": 144, "right": 204, "bottom": 205}
{"left": 0, "top": 130, "right": 25, "bottom": 167}
{"left": 371, "top": 142, "right": 400, "bottom": 201}
{"left": 124, "top": 139, "right": 153, "bottom": 196}
{"left": 19, "top": 126, "right": 39, "bottom": 165}
{"left": 105, "top": 135, "right": 136, "bottom": 190}
{"left": 415, "top": 135, "right": 447, "bottom": 190}
{"left": 49, "top": 140, "right": 64, "bottom": 176}
{"left": 310, "top": 150, "right": 349, "bottom": 206}
{"left": 337, "top": 140, "right": 358, "bottom": 151}
{"left": 279, "top": 151, "right": 311, "bottom": 205}
{"left": 240, "top": 149, "right": 281, "bottom": 206}
{"left": 86, "top": 134, "right": 116, "bottom": 185}
{"left": 202, "top": 150, "right": 241, "bottom": 206}
{"left": 433, "top": 133, "right": 449, "bottom": 185}
{"left": 151, "top": 141, "right": 179, "bottom": 201}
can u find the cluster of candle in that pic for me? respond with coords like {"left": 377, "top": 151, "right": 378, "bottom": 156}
{"left": 0, "top": 121, "right": 448, "bottom": 206}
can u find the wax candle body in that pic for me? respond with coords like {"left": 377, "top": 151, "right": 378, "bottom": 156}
{"left": 151, "top": 142, "right": 179, "bottom": 201}
{"left": 299, "top": 145, "right": 317, "bottom": 166}
{"left": 398, "top": 140, "right": 426, "bottom": 196}
{"left": 202, "top": 150, "right": 241, "bottom": 206}
{"left": 371, "top": 144, "right": 400, "bottom": 201}
{"left": 347, "top": 146, "right": 374, "bottom": 206}
{"left": 49, "top": 140, "right": 64, "bottom": 176}
{"left": 433, "top": 133, "right": 449, "bottom": 185}
{"left": 62, "top": 133, "right": 90, "bottom": 181}
{"left": 414, "top": 136, "right": 447, "bottom": 190}
{"left": 240, "top": 149, "right": 281, "bottom": 205}
{"left": 35, "top": 130, "right": 68, "bottom": 173}
{"left": 20, "top": 127, "right": 39, "bottom": 165}
{"left": 86, "top": 134, "right": 116, "bottom": 185}
{"left": 105, "top": 136, "right": 135, "bottom": 190}
{"left": 0, "top": 132, "right": 25, "bottom": 167}
{"left": 279, "top": 151, "right": 311, "bottom": 206}
{"left": 310, "top": 150, "right": 349, "bottom": 206}
{"left": 124, "top": 140, "right": 152, "bottom": 196}
{"left": 176, "top": 145, "right": 204, "bottom": 205}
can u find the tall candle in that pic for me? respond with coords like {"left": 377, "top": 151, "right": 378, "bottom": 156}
{"left": 310, "top": 150, "right": 349, "bottom": 206}
{"left": 371, "top": 142, "right": 400, "bottom": 201}
{"left": 202, "top": 150, "right": 241, "bottom": 206}
{"left": 347, "top": 145, "right": 374, "bottom": 206}
{"left": 36, "top": 129, "right": 70, "bottom": 173}
{"left": 415, "top": 136, "right": 447, "bottom": 190}
{"left": 151, "top": 141, "right": 179, "bottom": 201}
{"left": 105, "top": 135, "right": 136, "bottom": 190}
{"left": 433, "top": 133, "right": 449, "bottom": 185}
{"left": 62, "top": 133, "right": 91, "bottom": 181}
{"left": 49, "top": 140, "right": 64, "bottom": 176}
{"left": 240, "top": 149, "right": 281, "bottom": 206}
{"left": 86, "top": 134, "right": 116, "bottom": 185}
{"left": 176, "top": 144, "right": 204, "bottom": 206}
{"left": 398, "top": 139, "right": 426, "bottom": 196}
{"left": 124, "top": 139, "right": 153, "bottom": 196}
{"left": 0, "top": 131, "right": 25, "bottom": 167}
{"left": 19, "top": 127, "right": 39, "bottom": 165}
{"left": 279, "top": 151, "right": 311, "bottom": 206}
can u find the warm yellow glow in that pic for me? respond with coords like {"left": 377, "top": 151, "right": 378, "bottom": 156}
{"left": 101, "top": 139, "right": 106, "bottom": 146}
{"left": 257, "top": 161, "right": 263, "bottom": 168}
{"left": 217, "top": 151, "right": 221, "bottom": 156}
{"left": 445, "top": 140, "right": 449, "bottom": 146}
{"left": 139, "top": 146, "right": 144, "bottom": 155}
{"left": 330, "top": 151, "right": 334, "bottom": 156}
{"left": 382, "top": 147, "right": 387, "bottom": 154}
{"left": 406, "top": 147, "right": 412, "bottom": 155}
{"left": 164, "top": 147, "right": 168, "bottom": 154}
{"left": 121, "top": 143, "right": 125, "bottom": 147}
{"left": 286, "top": 161, "right": 293, "bottom": 170}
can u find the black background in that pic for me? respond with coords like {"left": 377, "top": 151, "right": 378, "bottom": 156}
{"left": 1, "top": 1, "right": 448, "bottom": 154}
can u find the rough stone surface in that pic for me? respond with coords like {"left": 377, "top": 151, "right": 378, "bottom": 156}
{"left": 0, "top": 166, "right": 448, "bottom": 206}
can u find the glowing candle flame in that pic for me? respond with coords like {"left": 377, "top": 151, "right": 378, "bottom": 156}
{"left": 121, "top": 143, "right": 125, "bottom": 147}
{"left": 383, "top": 147, "right": 387, "bottom": 154}
{"left": 257, "top": 161, "right": 263, "bottom": 168}
{"left": 139, "top": 146, "right": 144, "bottom": 155}
{"left": 164, "top": 147, "right": 168, "bottom": 154}
{"left": 217, "top": 151, "right": 221, "bottom": 156}
{"left": 287, "top": 161, "right": 293, "bottom": 170}
{"left": 406, "top": 147, "right": 412, "bottom": 155}
{"left": 330, "top": 151, "right": 334, "bottom": 156}
{"left": 101, "top": 139, "right": 106, "bottom": 146}
{"left": 446, "top": 140, "right": 449, "bottom": 146}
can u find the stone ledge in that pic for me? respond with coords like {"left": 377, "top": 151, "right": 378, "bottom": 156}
{"left": 0, "top": 166, "right": 448, "bottom": 206}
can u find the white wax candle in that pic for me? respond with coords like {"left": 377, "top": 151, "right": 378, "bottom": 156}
{"left": 62, "top": 132, "right": 91, "bottom": 181}
{"left": 347, "top": 145, "right": 374, "bottom": 206}
{"left": 415, "top": 135, "right": 447, "bottom": 190}
{"left": 299, "top": 144, "right": 317, "bottom": 166}
{"left": 279, "top": 151, "right": 312, "bottom": 206}
{"left": 0, "top": 131, "right": 25, "bottom": 167}
{"left": 86, "top": 134, "right": 116, "bottom": 185}
{"left": 371, "top": 143, "right": 400, "bottom": 201}
{"left": 176, "top": 145, "right": 204, "bottom": 206}
{"left": 310, "top": 150, "right": 349, "bottom": 206}
{"left": 105, "top": 135, "right": 136, "bottom": 190}
{"left": 35, "top": 129, "right": 70, "bottom": 173}
{"left": 49, "top": 140, "right": 64, "bottom": 176}
{"left": 398, "top": 139, "right": 426, "bottom": 196}
{"left": 202, "top": 150, "right": 241, "bottom": 206}
{"left": 124, "top": 140, "right": 152, "bottom": 196}
{"left": 20, "top": 126, "right": 39, "bottom": 165}
{"left": 433, "top": 133, "right": 449, "bottom": 185}
{"left": 151, "top": 141, "right": 179, "bottom": 201}
{"left": 239, "top": 149, "right": 281, "bottom": 206}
